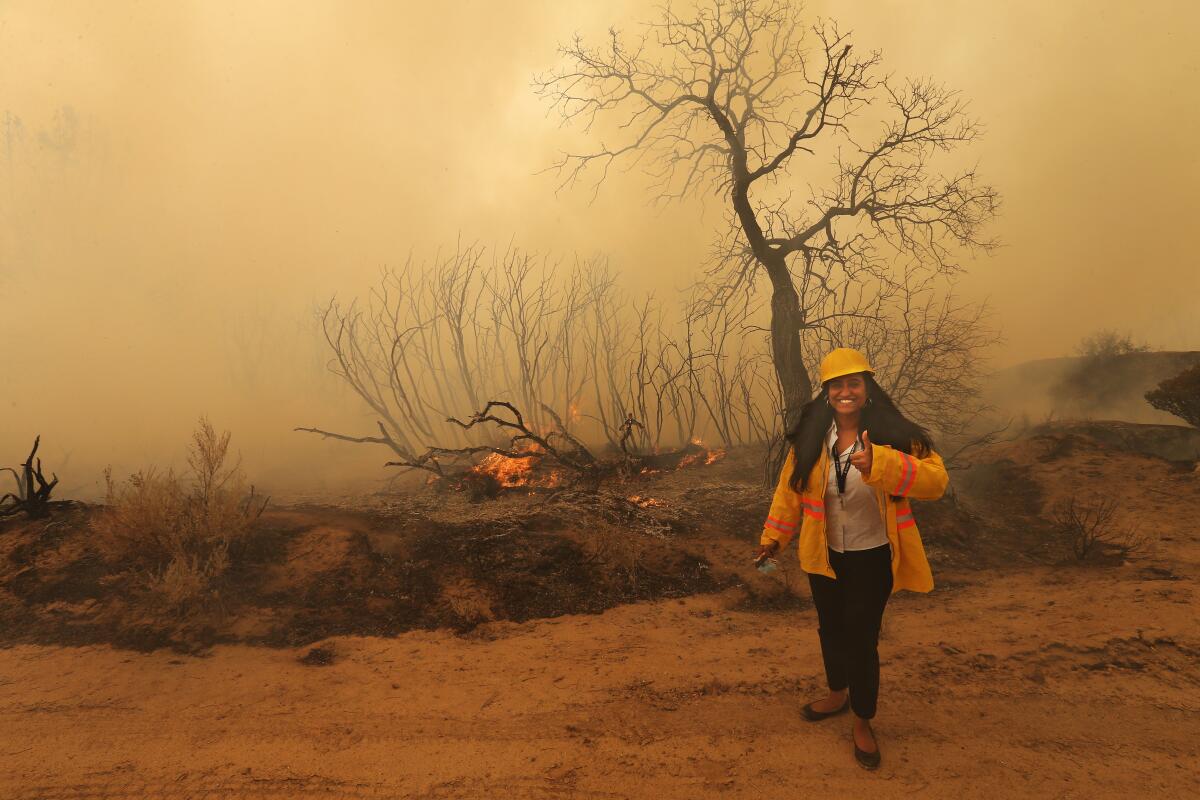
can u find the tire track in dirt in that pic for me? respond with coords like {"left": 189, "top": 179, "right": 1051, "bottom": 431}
{"left": 12, "top": 777, "right": 632, "bottom": 800}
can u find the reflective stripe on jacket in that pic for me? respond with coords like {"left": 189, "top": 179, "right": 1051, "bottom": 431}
{"left": 760, "top": 441, "right": 948, "bottom": 593}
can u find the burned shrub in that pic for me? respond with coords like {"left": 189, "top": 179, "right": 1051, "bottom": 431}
{"left": 1051, "top": 494, "right": 1144, "bottom": 561}
{"left": 0, "top": 437, "right": 60, "bottom": 519}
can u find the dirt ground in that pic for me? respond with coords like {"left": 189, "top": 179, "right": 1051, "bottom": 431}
{"left": 2, "top": 427, "right": 1198, "bottom": 799}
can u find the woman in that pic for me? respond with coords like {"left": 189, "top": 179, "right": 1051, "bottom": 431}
{"left": 754, "top": 347, "right": 948, "bottom": 770}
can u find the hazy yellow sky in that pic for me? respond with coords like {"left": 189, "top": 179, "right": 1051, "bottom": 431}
{"left": 2, "top": 1, "right": 1198, "bottom": 495}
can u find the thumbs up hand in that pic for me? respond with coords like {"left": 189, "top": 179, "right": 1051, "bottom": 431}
{"left": 849, "top": 429, "right": 873, "bottom": 476}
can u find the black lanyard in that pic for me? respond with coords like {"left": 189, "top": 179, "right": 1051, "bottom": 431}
{"left": 832, "top": 435, "right": 861, "bottom": 495}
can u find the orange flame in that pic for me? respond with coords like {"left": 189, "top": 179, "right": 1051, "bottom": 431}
{"left": 469, "top": 445, "right": 563, "bottom": 489}
{"left": 677, "top": 440, "right": 726, "bottom": 469}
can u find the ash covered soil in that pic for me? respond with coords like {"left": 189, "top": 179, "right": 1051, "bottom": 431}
{"left": 1, "top": 426, "right": 1198, "bottom": 799}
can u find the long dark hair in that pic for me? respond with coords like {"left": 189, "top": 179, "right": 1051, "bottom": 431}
{"left": 786, "top": 373, "right": 934, "bottom": 493}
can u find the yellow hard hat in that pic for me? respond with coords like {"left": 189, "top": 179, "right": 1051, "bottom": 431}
{"left": 819, "top": 347, "right": 874, "bottom": 384}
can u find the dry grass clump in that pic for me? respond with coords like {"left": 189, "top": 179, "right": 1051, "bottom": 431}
{"left": 93, "top": 417, "right": 268, "bottom": 610}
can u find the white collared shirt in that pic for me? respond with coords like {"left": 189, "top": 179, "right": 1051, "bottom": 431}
{"left": 824, "top": 424, "right": 890, "bottom": 553}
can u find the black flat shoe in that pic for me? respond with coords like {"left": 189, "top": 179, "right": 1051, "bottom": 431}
{"left": 801, "top": 697, "right": 850, "bottom": 721}
{"left": 854, "top": 734, "right": 881, "bottom": 770}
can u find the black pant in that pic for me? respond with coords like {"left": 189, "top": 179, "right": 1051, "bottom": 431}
{"left": 807, "top": 544, "right": 893, "bottom": 720}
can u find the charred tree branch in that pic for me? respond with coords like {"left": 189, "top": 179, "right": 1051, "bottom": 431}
{"left": 0, "top": 436, "right": 59, "bottom": 519}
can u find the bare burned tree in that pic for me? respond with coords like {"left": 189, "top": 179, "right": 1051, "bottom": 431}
{"left": 685, "top": 282, "right": 776, "bottom": 447}
{"left": 581, "top": 268, "right": 775, "bottom": 452}
{"left": 803, "top": 275, "right": 997, "bottom": 439}
{"left": 618, "top": 413, "right": 646, "bottom": 461}
{"left": 534, "top": 0, "right": 998, "bottom": 426}
{"left": 626, "top": 297, "right": 700, "bottom": 452}
{"left": 1, "top": 437, "right": 60, "bottom": 519}
{"left": 429, "top": 241, "right": 493, "bottom": 419}
{"left": 301, "top": 239, "right": 782, "bottom": 488}
{"left": 299, "top": 244, "right": 525, "bottom": 463}
{"left": 578, "top": 260, "right": 632, "bottom": 449}
{"left": 544, "top": 262, "right": 593, "bottom": 436}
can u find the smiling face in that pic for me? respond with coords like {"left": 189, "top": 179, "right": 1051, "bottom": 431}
{"left": 826, "top": 373, "right": 868, "bottom": 417}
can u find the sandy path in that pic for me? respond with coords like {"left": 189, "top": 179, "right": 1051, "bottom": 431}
{"left": 2, "top": 553, "right": 1197, "bottom": 800}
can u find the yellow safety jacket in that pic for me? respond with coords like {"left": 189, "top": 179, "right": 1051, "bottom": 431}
{"left": 760, "top": 441, "right": 948, "bottom": 593}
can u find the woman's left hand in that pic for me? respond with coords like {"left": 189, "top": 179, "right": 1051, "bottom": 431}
{"left": 849, "top": 430, "right": 873, "bottom": 476}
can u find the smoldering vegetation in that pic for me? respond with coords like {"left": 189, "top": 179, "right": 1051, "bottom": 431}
{"left": 983, "top": 335, "right": 1200, "bottom": 430}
